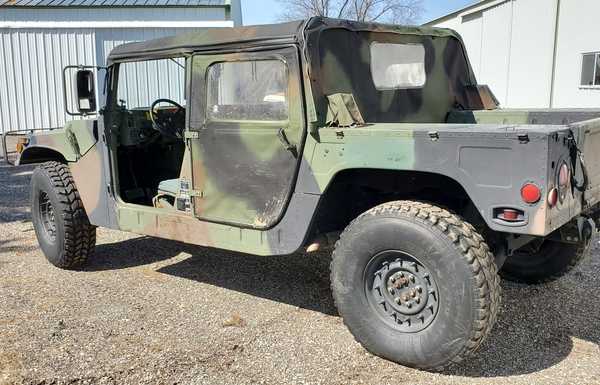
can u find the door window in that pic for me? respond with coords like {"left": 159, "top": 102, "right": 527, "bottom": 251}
{"left": 206, "top": 60, "right": 288, "bottom": 122}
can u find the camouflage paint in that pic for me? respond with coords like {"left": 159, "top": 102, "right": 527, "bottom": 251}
{"left": 16, "top": 17, "right": 600, "bottom": 257}
{"left": 17, "top": 120, "right": 97, "bottom": 164}
{"left": 187, "top": 47, "right": 306, "bottom": 229}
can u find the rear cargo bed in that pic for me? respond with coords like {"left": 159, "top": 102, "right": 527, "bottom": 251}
{"left": 448, "top": 109, "right": 600, "bottom": 125}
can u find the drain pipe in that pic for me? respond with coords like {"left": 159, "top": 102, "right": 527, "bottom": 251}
{"left": 549, "top": 0, "right": 561, "bottom": 108}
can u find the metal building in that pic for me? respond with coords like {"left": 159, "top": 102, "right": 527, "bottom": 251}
{"left": 425, "top": 0, "right": 600, "bottom": 109}
{"left": 0, "top": 0, "right": 242, "bottom": 134}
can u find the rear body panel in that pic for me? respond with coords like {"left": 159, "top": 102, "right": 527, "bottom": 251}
{"left": 312, "top": 122, "right": 570, "bottom": 237}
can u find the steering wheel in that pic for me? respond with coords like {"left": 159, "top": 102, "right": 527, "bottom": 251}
{"left": 149, "top": 98, "right": 185, "bottom": 139}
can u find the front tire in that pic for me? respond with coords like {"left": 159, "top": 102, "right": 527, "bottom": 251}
{"left": 330, "top": 201, "right": 501, "bottom": 371}
{"left": 500, "top": 239, "right": 590, "bottom": 284}
{"left": 31, "top": 161, "right": 96, "bottom": 269}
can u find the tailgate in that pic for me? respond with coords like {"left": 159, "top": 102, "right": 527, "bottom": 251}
{"left": 574, "top": 117, "right": 600, "bottom": 207}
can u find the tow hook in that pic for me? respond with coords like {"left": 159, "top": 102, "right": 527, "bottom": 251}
{"left": 556, "top": 216, "right": 595, "bottom": 244}
{"left": 578, "top": 216, "right": 596, "bottom": 241}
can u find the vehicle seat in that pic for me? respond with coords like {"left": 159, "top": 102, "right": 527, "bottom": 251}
{"left": 157, "top": 178, "right": 179, "bottom": 196}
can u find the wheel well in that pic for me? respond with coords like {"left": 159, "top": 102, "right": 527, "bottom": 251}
{"left": 307, "top": 169, "right": 486, "bottom": 241}
{"left": 18, "top": 147, "right": 67, "bottom": 165}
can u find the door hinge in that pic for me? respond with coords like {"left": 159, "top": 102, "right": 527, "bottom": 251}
{"left": 518, "top": 134, "right": 530, "bottom": 144}
{"left": 277, "top": 128, "right": 298, "bottom": 158}
{"left": 188, "top": 189, "right": 203, "bottom": 197}
{"left": 184, "top": 131, "right": 199, "bottom": 140}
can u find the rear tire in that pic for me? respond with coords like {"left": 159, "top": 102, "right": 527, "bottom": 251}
{"left": 31, "top": 161, "right": 96, "bottom": 269}
{"left": 500, "top": 239, "right": 590, "bottom": 284}
{"left": 330, "top": 201, "right": 501, "bottom": 371}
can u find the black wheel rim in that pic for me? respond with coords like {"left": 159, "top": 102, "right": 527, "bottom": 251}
{"left": 38, "top": 191, "right": 57, "bottom": 243}
{"left": 364, "top": 250, "right": 439, "bottom": 333}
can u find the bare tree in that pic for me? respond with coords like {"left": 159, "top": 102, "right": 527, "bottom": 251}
{"left": 277, "top": 0, "right": 423, "bottom": 25}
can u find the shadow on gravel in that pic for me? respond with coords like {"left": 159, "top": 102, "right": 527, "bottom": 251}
{"left": 90, "top": 236, "right": 600, "bottom": 378}
{"left": 90, "top": 237, "right": 337, "bottom": 315}
{"left": 0, "top": 162, "right": 34, "bottom": 224}
{"left": 448, "top": 265, "right": 600, "bottom": 377}
{"left": 0, "top": 239, "right": 38, "bottom": 254}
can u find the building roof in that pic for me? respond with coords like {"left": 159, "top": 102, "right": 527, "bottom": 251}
{"left": 0, "top": 0, "right": 227, "bottom": 7}
{"left": 423, "top": 0, "right": 498, "bottom": 26}
{"left": 107, "top": 16, "right": 462, "bottom": 64}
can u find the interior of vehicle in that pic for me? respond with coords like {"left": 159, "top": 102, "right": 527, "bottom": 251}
{"left": 112, "top": 56, "right": 291, "bottom": 214}
{"left": 113, "top": 57, "right": 187, "bottom": 210}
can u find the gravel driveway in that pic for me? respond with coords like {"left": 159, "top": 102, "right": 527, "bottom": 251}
{"left": 1, "top": 160, "right": 600, "bottom": 385}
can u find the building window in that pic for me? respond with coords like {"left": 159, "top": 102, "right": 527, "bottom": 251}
{"left": 581, "top": 52, "right": 600, "bottom": 87}
{"left": 370, "top": 43, "right": 426, "bottom": 90}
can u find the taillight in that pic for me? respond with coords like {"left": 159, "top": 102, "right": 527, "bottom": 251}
{"left": 521, "top": 183, "right": 541, "bottom": 204}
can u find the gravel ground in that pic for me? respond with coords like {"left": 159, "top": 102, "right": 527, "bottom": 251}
{"left": 1, "top": 160, "right": 600, "bottom": 385}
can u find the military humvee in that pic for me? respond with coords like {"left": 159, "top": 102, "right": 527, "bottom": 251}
{"left": 4, "top": 17, "right": 600, "bottom": 370}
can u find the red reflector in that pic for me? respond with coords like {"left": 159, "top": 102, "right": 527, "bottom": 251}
{"left": 502, "top": 209, "right": 519, "bottom": 221}
{"left": 521, "top": 183, "right": 541, "bottom": 204}
{"left": 547, "top": 188, "right": 558, "bottom": 207}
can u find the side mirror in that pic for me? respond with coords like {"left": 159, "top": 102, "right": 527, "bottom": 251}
{"left": 75, "top": 70, "right": 97, "bottom": 114}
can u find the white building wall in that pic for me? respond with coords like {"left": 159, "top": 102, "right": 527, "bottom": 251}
{"left": 0, "top": 6, "right": 236, "bottom": 134}
{"left": 429, "top": 0, "right": 600, "bottom": 109}
{"left": 504, "top": 0, "right": 556, "bottom": 108}
{"left": 552, "top": 0, "right": 600, "bottom": 108}
{"left": 431, "top": 0, "right": 557, "bottom": 108}
{"left": 478, "top": 1, "right": 512, "bottom": 105}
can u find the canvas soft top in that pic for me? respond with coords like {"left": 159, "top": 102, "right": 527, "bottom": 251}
{"left": 106, "top": 17, "right": 462, "bottom": 64}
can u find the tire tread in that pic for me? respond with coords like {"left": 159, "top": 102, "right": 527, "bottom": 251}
{"left": 330, "top": 200, "right": 501, "bottom": 371}
{"left": 37, "top": 161, "right": 96, "bottom": 269}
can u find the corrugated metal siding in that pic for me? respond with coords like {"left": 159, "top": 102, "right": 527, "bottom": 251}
{"left": 0, "top": 27, "right": 196, "bottom": 133}
{"left": 98, "top": 28, "right": 193, "bottom": 107}
{"left": 0, "top": 2, "right": 237, "bottom": 134}
{"left": 0, "top": 28, "right": 96, "bottom": 132}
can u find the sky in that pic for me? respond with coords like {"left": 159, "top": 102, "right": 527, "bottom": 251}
{"left": 241, "top": 0, "right": 476, "bottom": 26}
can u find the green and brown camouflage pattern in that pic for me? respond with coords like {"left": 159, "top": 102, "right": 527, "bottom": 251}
{"left": 15, "top": 17, "right": 600, "bottom": 256}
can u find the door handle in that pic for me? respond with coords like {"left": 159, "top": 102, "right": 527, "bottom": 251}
{"left": 277, "top": 128, "right": 298, "bottom": 158}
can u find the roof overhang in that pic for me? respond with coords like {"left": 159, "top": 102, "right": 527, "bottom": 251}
{"left": 0, "top": 20, "right": 234, "bottom": 29}
{"left": 0, "top": 0, "right": 230, "bottom": 7}
{"left": 422, "top": 0, "right": 509, "bottom": 26}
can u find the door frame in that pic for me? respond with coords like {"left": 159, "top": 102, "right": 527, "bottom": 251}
{"left": 186, "top": 44, "right": 308, "bottom": 229}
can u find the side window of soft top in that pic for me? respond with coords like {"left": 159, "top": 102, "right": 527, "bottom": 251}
{"left": 370, "top": 42, "right": 426, "bottom": 90}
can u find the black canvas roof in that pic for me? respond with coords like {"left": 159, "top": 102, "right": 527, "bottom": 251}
{"left": 106, "top": 17, "right": 460, "bottom": 64}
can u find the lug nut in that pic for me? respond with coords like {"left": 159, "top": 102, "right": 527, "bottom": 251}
{"left": 395, "top": 297, "right": 402, "bottom": 304}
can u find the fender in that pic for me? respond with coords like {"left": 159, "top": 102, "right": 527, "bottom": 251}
{"left": 17, "top": 120, "right": 98, "bottom": 165}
